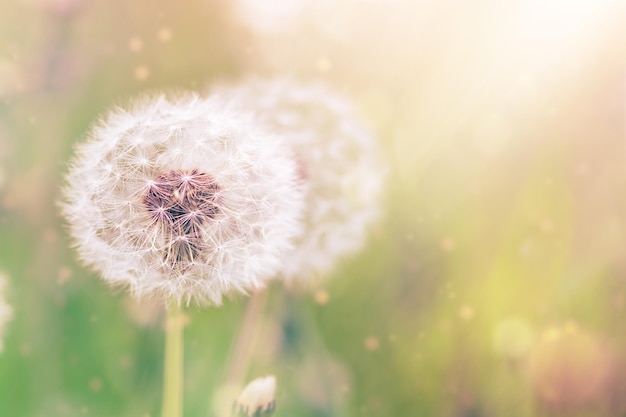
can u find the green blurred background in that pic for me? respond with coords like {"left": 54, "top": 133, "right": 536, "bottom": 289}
{"left": 0, "top": 0, "right": 625, "bottom": 416}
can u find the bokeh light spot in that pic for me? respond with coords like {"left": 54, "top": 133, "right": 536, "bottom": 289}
{"left": 128, "top": 36, "right": 144, "bottom": 52}
{"left": 134, "top": 65, "right": 150, "bottom": 81}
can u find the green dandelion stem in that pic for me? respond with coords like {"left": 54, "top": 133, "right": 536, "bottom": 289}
{"left": 162, "top": 303, "right": 184, "bottom": 417}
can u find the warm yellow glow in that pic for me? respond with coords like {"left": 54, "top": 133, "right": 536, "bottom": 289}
{"left": 234, "top": 0, "right": 306, "bottom": 34}
{"left": 493, "top": 317, "right": 535, "bottom": 360}
{"left": 514, "top": 0, "right": 611, "bottom": 42}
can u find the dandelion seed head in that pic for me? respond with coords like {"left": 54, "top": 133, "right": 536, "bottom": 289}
{"left": 62, "top": 93, "right": 303, "bottom": 306}
{"left": 233, "top": 375, "right": 277, "bottom": 417}
{"left": 215, "top": 79, "right": 386, "bottom": 284}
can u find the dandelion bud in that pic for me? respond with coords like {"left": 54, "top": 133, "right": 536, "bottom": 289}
{"left": 215, "top": 79, "right": 386, "bottom": 284}
{"left": 233, "top": 375, "right": 276, "bottom": 417}
{"left": 61, "top": 93, "right": 303, "bottom": 306}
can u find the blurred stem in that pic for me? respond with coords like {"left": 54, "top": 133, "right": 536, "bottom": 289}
{"left": 162, "top": 303, "right": 184, "bottom": 417}
{"left": 223, "top": 289, "right": 269, "bottom": 386}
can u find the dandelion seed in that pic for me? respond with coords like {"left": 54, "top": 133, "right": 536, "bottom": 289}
{"left": 61, "top": 93, "right": 303, "bottom": 306}
{"left": 215, "top": 79, "right": 386, "bottom": 285}
{"left": 233, "top": 376, "right": 276, "bottom": 417}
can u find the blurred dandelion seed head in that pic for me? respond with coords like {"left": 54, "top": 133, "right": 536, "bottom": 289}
{"left": 215, "top": 79, "right": 386, "bottom": 284}
{"left": 528, "top": 324, "right": 614, "bottom": 411}
{"left": 233, "top": 375, "right": 277, "bottom": 417}
{"left": 61, "top": 93, "right": 304, "bottom": 306}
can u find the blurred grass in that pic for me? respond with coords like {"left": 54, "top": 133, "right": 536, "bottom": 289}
{"left": 0, "top": 0, "right": 625, "bottom": 416}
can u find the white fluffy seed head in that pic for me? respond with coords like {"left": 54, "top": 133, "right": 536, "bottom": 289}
{"left": 233, "top": 375, "right": 277, "bottom": 417}
{"left": 61, "top": 93, "right": 304, "bottom": 306}
{"left": 213, "top": 79, "right": 386, "bottom": 285}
